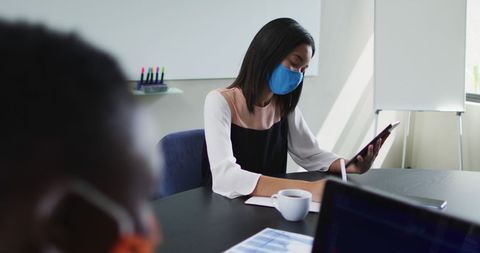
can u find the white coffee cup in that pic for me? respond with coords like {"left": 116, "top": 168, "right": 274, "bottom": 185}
{"left": 271, "top": 189, "right": 312, "bottom": 221}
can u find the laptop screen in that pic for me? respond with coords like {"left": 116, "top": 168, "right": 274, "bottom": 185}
{"left": 312, "top": 180, "right": 480, "bottom": 253}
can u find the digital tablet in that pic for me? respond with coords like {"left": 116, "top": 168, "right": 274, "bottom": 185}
{"left": 345, "top": 121, "right": 400, "bottom": 168}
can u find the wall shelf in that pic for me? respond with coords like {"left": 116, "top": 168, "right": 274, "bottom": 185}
{"left": 132, "top": 87, "right": 183, "bottom": 96}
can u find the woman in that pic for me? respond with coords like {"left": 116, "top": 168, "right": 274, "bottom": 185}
{"left": 204, "top": 18, "right": 381, "bottom": 202}
{"left": 0, "top": 21, "right": 160, "bottom": 253}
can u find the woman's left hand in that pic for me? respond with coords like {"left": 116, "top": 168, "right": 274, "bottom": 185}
{"left": 347, "top": 138, "right": 383, "bottom": 174}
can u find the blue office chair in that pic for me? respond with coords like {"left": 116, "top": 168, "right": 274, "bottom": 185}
{"left": 154, "top": 129, "right": 211, "bottom": 199}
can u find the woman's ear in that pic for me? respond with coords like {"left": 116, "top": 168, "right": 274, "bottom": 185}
{"left": 31, "top": 180, "right": 72, "bottom": 253}
{"left": 37, "top": 181, "right": 118, "bottom": 253}
{"left": 45, "top": 199, "right": 70, "bottom": 252}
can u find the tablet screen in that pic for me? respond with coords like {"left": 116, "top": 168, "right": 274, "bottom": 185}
{"left": 345, "top": 121, "right": 400, "bottom": 167}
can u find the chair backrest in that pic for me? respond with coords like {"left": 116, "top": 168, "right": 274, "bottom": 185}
{"left": 154, "top": 129, "right": 210, "bottom": 199}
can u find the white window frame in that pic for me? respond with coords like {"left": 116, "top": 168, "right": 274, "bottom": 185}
{"left": 466, "top": 0, "right": 480, "bottom": 102}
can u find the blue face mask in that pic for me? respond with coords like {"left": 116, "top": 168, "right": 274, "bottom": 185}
{"left": 268, "top": 64, "right": 303, "bottom": 95}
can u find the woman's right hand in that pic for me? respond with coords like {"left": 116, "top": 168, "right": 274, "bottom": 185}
{"left": 252, "top": 176, "right": 326, "bottom": 203}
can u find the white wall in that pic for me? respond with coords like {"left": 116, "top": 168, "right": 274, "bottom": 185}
{"left": 303, "top": 0, "right": 406, "bottom": 170}
{"left": 0, "top": 0, "right": 321, "bottom": 80}
{"left": 137, "top": 0, "right": 479, "bottom": 172}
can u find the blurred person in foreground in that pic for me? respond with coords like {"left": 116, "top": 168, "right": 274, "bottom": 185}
{"left": 0, "top": 20, "right": 161, "bottom": 253}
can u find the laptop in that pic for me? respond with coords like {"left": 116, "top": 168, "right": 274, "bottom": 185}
{"left": 312, "top": 179, "right": 480, "bottom": 252}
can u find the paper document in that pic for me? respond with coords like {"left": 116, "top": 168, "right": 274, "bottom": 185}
{"left": 244, "top": 196, "right": 320, "bottom": 212}
{"left": 224, "top": 227, "right": 313, "bottom": 253}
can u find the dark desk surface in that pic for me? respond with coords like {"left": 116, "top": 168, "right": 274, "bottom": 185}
{"left": 152, "top": 168, "right": 480, "bottom": 253}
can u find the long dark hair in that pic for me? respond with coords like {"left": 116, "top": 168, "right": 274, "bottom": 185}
{"left": 229, "top": 18, "right": 315, "bottom": 116}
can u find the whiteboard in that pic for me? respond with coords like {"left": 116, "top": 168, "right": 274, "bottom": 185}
{"left": 374, "top": 0, "right": 466, "bottom": 112}
{"left": 0, "top": 0, "right": 321, "bottom": 80}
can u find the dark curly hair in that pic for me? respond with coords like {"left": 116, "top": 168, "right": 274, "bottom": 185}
{"left": 0, "top": 20, "right": 132, "bottom": 174}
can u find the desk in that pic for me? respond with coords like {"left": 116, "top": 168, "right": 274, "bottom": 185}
{"left": 152, "top": 169, "right": 480, "bottom": 253}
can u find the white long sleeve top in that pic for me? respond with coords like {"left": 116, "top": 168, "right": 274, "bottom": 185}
{"left": 204, "top": 88, "right": 339, "bottom": 199}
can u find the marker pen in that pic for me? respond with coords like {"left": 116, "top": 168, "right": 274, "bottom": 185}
{"left": 160, "top": 67, "right": 165, "bottom": 84}
{"left": 146, "top": 67, "right": 151, "bottom": 84}
{"left": 155, "top": 66, "right": 159, "bottom": 84}
{"left": 149, "top": 67, "right": 154, "bottom": 84}
{"left": 137, "top": 67, "right": 145, "bottom": 90}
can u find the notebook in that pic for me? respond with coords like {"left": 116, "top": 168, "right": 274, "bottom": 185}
{"left": 225, "top": 227, "right": 313, "bottom": 253}
{"left": 312, "top": 179, "right": 480, "bottom": 252}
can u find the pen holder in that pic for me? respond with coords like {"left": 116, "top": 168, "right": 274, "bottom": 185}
{"left": 137, "top": 82, "right": 168, "bottom": 93}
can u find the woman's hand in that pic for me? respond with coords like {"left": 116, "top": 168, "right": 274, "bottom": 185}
{"left": 253, "top": 176, "right": 327, "bottom": 203}
{"left": 347, "top": 138, "right": 383, "bottom": 174}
